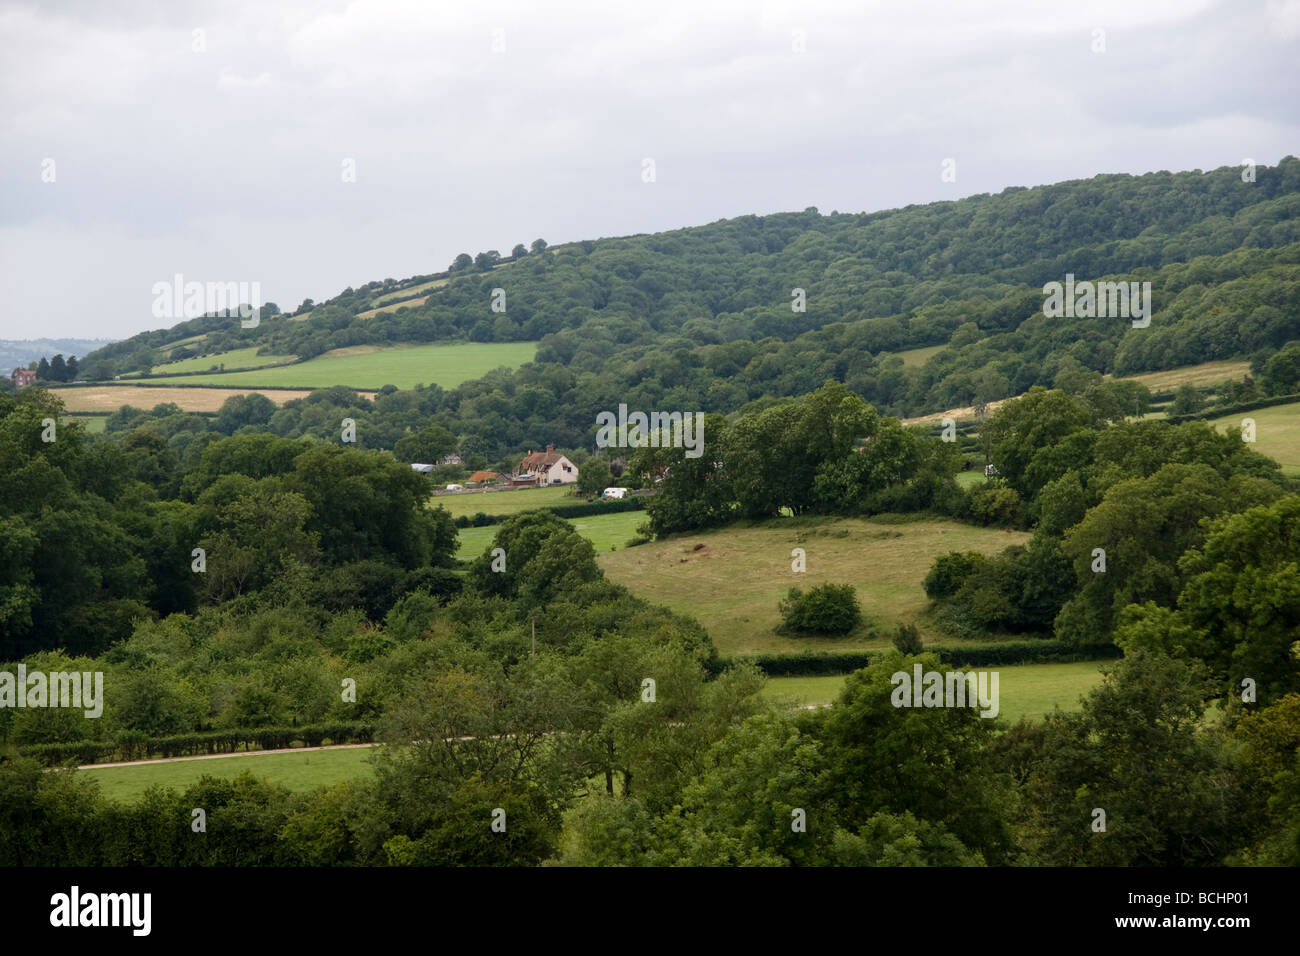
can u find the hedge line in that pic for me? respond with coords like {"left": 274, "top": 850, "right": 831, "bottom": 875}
{"left": 548, "top": 497, "right": 647, "bottom": 519}
{"left": 726, "top": 640, "right": 1119, "bottom": 677}
{"left": 47, "top": 382, "right": 328, "bottom": 393}
{"left": 934, "top": 640, "right": 1120, "bottom": 668}
{"left": 17, "top": 721, "right": 377, "bottom": 767}
{"left": 1165, "top": 391, "right": 1300, "bottom": 425}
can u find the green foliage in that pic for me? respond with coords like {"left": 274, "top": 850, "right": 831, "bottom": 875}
{"left": 1009, "top": 651, "right": 1261, "bottom": 865}
{"left": 777, "top": 583, "right": 862, "bottom": 636}
{"left": 819, "top": 651, "right": 1013, "bottom": 862}
{"left": 467, "top": 511, "right": 606, "bottom": 610}
{"left": 575, "top": 458, "right": 611, "bottom": 499}
{"left": 830, "top": 811, "right": 985, "bottom": 866}
{"left": 1170, "top": 382, "right": 1205, "bottom": 415}
{"left": 392, "top": 424, "right": 457, "bottom": 464}
{"left": 635, "top": 383, "right": 960, "bottom": 537}
{"left": 891, "top": 622, "right": 924, "bottom": 655}
{"left": 1056, "top": 463, "right": 1284, "bottom": 645}
{"left": 1114, "top": 495, "right": 1300, "bottom": 705}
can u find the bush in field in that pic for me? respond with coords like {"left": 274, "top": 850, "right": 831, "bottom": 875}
{"left": 891, "top": 622, "right": 924, "bottom": 655}
{"left": 778, "top": 583, "right": 862, "bottom": 635}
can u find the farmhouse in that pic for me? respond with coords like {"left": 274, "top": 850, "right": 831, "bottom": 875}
{"left": 514, "top": 445, "right": 579, "bottom": 485}
{"left": 437, "top": 454, "right": 463, "bottom": 466}
{"left": 11, "top": 368, "right": 36, "bottom": 388}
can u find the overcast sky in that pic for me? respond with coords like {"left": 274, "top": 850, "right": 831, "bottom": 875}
{"left": 1, "top": 0, "right": 1297, "bottom": 341}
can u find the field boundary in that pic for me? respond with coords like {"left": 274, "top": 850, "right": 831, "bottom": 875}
{"left": 74, "top": 742, "right": 380, "bottom": 771}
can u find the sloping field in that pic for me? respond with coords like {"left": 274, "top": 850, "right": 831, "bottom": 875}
{"left": 50, "top": 385, "right": 348, "bottom": 413}
{"left": 372, "top": 277, "right": 448, "bottom": 305}
{"left": 357, "top": 295, "right": 430, "bottom": 319}
{"left": 153, "top": 341, "right": 537, "bottom": 390}
{"left": 598, "top": 516, "right": 1029, "bottom": 656}
{"left": 1205, "top": 400, "right": 1300, "bottom": 476}
{"left": 147, "top": 346, "right": 295, "bottom": 374}
{"left": 895, "top": 344, "right": 948, "bottom": 367}
{"left": 1110, "top": 359, "right": 1251, "bottom": 392}
{"left": 902, "top": 360, "right": 1255, "bottom": 426}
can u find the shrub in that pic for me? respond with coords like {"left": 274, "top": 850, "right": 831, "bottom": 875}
{"left": 778, "top": 583, "right": 862, "bottom": 635}
{"left": 923, "top": 551, "right": 985, "bottom": 599}
{"left": 891, "top": 622, "right": 924, "bottom": 655}
{"left": 966, "top": 484, "right": 1022, "bottom": 526}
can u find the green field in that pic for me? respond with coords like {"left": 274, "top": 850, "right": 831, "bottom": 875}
{"left": 433, "top": 485, "right": 574, "bottom": 519}
{"left": 1205, "top": 400, "right": 1300, "bottom": 476}
{"left": 895, "top": 344, "right": 948, "bottom": 367}
{"left": 69, "top": 415, "right": 107, "bottom": 434}
{"left": 148, "top": 346, "right": 294, "bottom": 375}
{"left": 954, "top": 470, "right": 986, "bottom": 488}
{"left": 455, "top": 509, "right": 646, "bottom": 560}
{"left": 152, "top": 341, "right": 537, "bottom": 390}
{"left": 79, "top": 745, "right": 380, "bottom": 803}
{"left": 372, "top": 277, "right": 448, "bottom": 306}
{"left": 760, "top": 660, "right": 1105, "bottom": 722}
{"left": 598, "top": 516, "right": 1029, "bottom": 656}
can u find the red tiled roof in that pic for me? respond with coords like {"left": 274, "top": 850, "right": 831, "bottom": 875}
{"left": 519, "top": 451, "right": 564, "bottom": 469}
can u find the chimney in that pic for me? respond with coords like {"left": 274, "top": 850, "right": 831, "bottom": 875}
{"left": 546, "top": 444, "right": 554, "bottom": 454}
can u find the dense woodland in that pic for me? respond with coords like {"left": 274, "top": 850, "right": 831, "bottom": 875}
{"left": 32, "top": 158, "right": 1300, "bottom": 466}
{"left": 4, "top": 160, "right": 1300, "bottom": 867}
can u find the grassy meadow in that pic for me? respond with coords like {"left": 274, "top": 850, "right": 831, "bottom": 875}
{"left": 454, "top": 509, "right": 646, "bottom": 560}
{"left": 371, "top": 277, "right": 449, "bottom": 305}
{"left": 433, "top": 485, "right": 648, "bottom": 560}
{"left": 147, "top": 346, "right": 295, "bottom": 375}
{"left": 68, "top": 415, "right": 108, "bottom": 433}
{"left": 357, "top": 295, "right": 431, "bottom": 319}
{"left": 894, "top": 344, "right": 948, "bottom": 367}
{"left": 1111, "top": 359, "right": 1251, "bottom": 392}
{"left": 759, "top": 660, "right": 1105, "bottom": 722}
{"left": 155, "top": 341, "right": 537, "bottom": 390}
{"left": 1205, "top": 399, "right": 1300, "bottom": 476}
{"left": 79, "top": 746, "right": 380, "bottom": 803}
{"left": 597, "top": 516, "right": 1029, "bottom": 656}
{"left": 432, "top": 484, "right": 573, "bottom": 518}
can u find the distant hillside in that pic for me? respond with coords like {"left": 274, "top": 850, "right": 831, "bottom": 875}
{"left": 2, "top": 338, "right": 114, "bottom": 372}
{"left": 72, "top": 158, "right": 1300, "bottom": 447}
